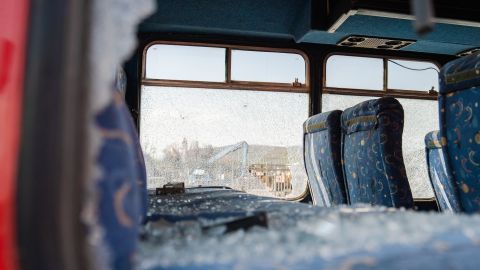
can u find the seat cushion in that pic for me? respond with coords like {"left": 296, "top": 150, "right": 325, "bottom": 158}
{"left": 425, "top": 131, "right": 462, "bottom": 212}
{"left": 341, "top": 97, "right": 413, "bottom": 208}
{"left": 304, "top": 110, "right": 347, "bottom": 206}
{"left": 439, "top": 53, "right": 480, "bottom": 213}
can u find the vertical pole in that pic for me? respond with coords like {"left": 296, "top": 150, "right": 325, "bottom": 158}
{"left": 226, "top": 48, "right": 232, "bottom": 83}
{"left": 383, "top": 58, "right": 388, "bottom": 93}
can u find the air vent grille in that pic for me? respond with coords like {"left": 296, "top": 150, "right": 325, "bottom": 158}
{"left": 337, "top": 36, "right": 415, "bottom": 50}
{"left": 457, "top": 48, "right": 480, "bottom": 57}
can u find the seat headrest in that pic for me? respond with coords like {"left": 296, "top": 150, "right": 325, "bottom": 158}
{"left": 440, "top": 53, "right": 480, "bottom": 94}
{"left": 424, "top": 130, "right": 447, "bottom": 149}
{"left": 303, "top": 110, "right": 342, "bottom": 134}
{"left": 341, "top": 97, "right": 402, "bottom": 134}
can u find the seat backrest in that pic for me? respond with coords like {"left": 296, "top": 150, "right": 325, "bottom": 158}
{"left": 122, "top": 101, "right": 148, "bottom": 220}
{"left": 341, "top": 97, "right": 413, "bottom": 208}
{"left": 425, "top": 131, "right": 462, "bottom": 212}
{"left": 439, "top": 53, "right": 480, "bottom": 213}
{"left": 95, "top": 86, "right": 146, "bottom": 269}
{"left": 116, "top": 66, "right": 148, "bottom": 220}
{"left": 303, "top": 110, "right": 347, "bottom": 206}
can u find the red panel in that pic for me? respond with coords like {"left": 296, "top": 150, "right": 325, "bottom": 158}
{"left": 0, "top": 0, "right": 29, "bottom": 269}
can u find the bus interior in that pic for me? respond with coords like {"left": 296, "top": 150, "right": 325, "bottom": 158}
{"left": 3, "top": 0, "right": 480, "bottom": 269}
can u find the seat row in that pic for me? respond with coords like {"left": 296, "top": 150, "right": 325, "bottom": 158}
{"left": 305, "top": 52, "right": 480, "bottom": 213}
{"left": 304, "top": 97, "right": 414, "bottom": 208}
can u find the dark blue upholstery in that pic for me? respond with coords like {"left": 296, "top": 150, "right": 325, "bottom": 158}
{"left": 303, "top": 110, "right": 347, "bottom": 206}
{"left": 341, "top": 97, "right": 413, "bottom": 208}
{"left": 425, "top": 131, "right": 462, "bottom": 212}
{"left": 96, "top": 91, "right": 146, "bottom": 270}
{"left": 439, "top": 53, "right": 480, "bottom": 213}
{"left": 117, "top": 67, "right": 148, "bottom": 220}
{"left": 123, "top": 103, "right": 148, "bottom": 221}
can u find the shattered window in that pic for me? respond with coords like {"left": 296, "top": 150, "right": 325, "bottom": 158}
{"left": 324, "top": 55, "right": 439, "bottom": 199}
{"left": 140, "top": 87, "right": 309, "bottom": 198}
{"left": 322, "top": 94, "right": 436, "bottom": 199}
{"left": 141, "top": 44, "right": 309, "bottom": 199}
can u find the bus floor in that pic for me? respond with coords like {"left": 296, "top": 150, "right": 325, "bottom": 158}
{"left": 138, "top": 187, "right": 480, "bottom": 270}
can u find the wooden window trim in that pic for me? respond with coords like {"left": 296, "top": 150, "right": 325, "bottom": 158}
{"left": 142, "top": 41, "right": 310, "bottom": 93}
{"left": 323, "top": 52, "right": 441, "bottom": 100}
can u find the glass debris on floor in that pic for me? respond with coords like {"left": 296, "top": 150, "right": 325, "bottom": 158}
{"left": 138, "top": 189, "right": 480, "bottom": 270}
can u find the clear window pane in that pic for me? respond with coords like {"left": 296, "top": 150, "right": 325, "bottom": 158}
{"left": 325, "top": 55, "right": 384, "bottom": 90}
{"left": 140, "top": 86, "right": 309, "bottom": 199}
{"left": 145, "top": 44, "right": 226, "bottom": 82}
{"left": 322, "top": 94, "right": 436, "bottom": 198}
{"left": 231, "top": 50, "right": 306, "bottom": 84}
{"left": 388, "top": 59, "right": 439, "bottom": 91}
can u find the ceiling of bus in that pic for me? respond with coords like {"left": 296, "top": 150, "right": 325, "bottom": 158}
{"left": 300, "top": 13, "right": 480, "bottom": 55}
{"left": 139, "top": 0, "right": 312, "bottom": 39}
{"left": 139, "top": 0, "right": 480, "bottom": 56}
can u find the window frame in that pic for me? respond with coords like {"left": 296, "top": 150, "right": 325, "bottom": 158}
{"left": 142, "top": 41, "right": 310, "bottom": 93}
{"left": 140, "top": 41, "right": 311, "bottom": 201}
{"left": 323, "top": 53, "right": 441, "bottom": 100}
{"left": 322, "top": 53, "right": 441, "bottom": 200}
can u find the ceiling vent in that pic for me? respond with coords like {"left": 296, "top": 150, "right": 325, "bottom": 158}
{"left": 337, "top": 36, "right": 415, "bottom": 50}
{"left": 457, "top": 48, "right": 480, "bottom": 57}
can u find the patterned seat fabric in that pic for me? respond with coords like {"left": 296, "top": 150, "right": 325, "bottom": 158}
{"left": 304, "top": 110, "right": 347, "bottom": 206}
{"left": 341, "top": 97, "right": 413, "bottom": 208}
{"left": 96, "top": 90, "right": 146, "bottom": 270}
{"left": 439, "top": 53, "right": 480, "bottom": 213}
{"left": 424, "top": 131, "right": 462, "bottom": 212}
{"left": 122, "top": 102, "right": 148, "bottom": 221}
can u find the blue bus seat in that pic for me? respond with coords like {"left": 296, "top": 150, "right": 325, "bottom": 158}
{"left": 96, "top": 89, "right": 146, "bottom": 270}
{"left": 341, "top": 97, "right": 414, "bottom": 208}
{"left": 116, "top": 66, "right": 148, "bottom": 220}
{"left": 425, "top": 131, "right": 462, "bottom": 212}
{"left": 121, "top": 103, "right": 148, "bottom": 221}
{"left": 439, "top": 53, "right": 480, "bottom": 213}
{"left": 303, "top": 110, "right": 347, "bottom": 206}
